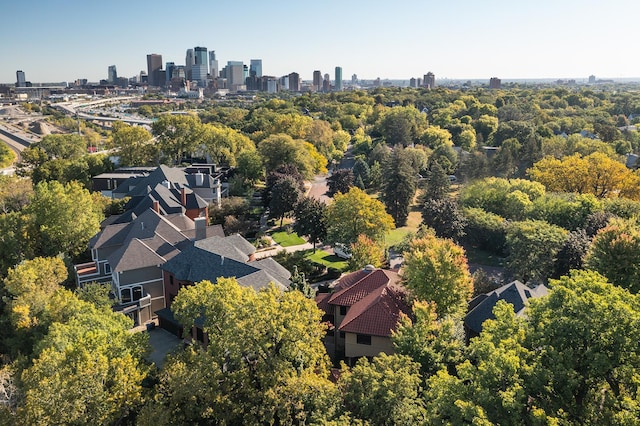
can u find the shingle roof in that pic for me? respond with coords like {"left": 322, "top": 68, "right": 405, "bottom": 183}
{"left": 194, "top": 235, "right": 255, "bottom": 262}
{"left": 161, "top": 245, "right": 260, "bottom": 283}
{"left": 237, "top": 269, "right": 289, "bottom": 292}
{"left": 339, "top": 284, "right": 411, "bottom": 337}
{"left": 108, "top": 237, "right": 178, "bottom": 273}
{"left": 464, "top": 280, "right": 549, "bottom": 334}
{"left": 328, "top": 269, "right": 400, "bottom": 307}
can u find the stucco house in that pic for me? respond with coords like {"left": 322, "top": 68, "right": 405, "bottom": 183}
{"left": 316, "top": 266, "right": 412, "bottom": 364}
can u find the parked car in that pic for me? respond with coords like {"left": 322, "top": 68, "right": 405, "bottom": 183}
{"left": 333, "top": 243, "right": 352, "bottom": 260}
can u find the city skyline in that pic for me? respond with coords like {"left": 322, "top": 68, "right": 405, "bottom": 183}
{"left": 2, "top": 0, "right": 640, "bottom": 84}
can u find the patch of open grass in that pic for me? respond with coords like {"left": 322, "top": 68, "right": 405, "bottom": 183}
{"left": 270, "top": 230, "right": 306, "bottom": 247}
{"left": 386, "top": 210, "right": 422, "bottom": 248}
{"left": 305, "top": 250, "right": 349, "bottom": 271}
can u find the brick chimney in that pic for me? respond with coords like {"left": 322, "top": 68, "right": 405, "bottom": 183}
{"left": 181, "top": 187, "right": 187, "bottom": 207}
{"left": 152, "top": 200, "right": 159, "bottom": 213}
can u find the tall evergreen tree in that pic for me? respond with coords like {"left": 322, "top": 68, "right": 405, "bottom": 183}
{"left": 381, "top": 148, "right": 417, "bottom": 227}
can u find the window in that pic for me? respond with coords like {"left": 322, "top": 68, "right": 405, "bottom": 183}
{"left": 170, "top": 275, "right": 174, "bottom": 286}
{"left": 132, "top": 287, "right": 143, "bottom": 301}
{"left": 357, "top": 334, "right": 372, "bottom": 345}
{"left": 339, "top": 306, "right": 347, "bottom": 316}
{"left": 104, "top": 263, "right": 111, "bottom": 274}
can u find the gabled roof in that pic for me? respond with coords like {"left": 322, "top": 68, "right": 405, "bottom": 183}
{"left": 194, "top": 235, "right": 255, "bottom": 262}
{"left": 328, "top": 269, "right": 400, "bottom": 307}
{"left": 108, "top": 237, "right": 180, "bottom": 273}
{"left": 339, "top": 284, "right": 411, "bottom": 337}
{"left": 126, "top": 165, "right": 189, "bottom": 197}
{"left": 161, "top": 235, "right": 290, "bottom": 291}
{"left": 464, "top": 280, "right": 549, "bottom": 335}
{"left": 161, "top": 246, "right": 260, "bottom": 283}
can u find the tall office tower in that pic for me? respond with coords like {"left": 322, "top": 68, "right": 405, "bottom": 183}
{"left": 323, "top": 73, "right": 330, "bottom": 92}
{"left": 209, "top": 51, "right": 218, "bottom": 78}
{"left": 250, "top": 59, "right": 263, "bottom": 78}
{"left": 226, "top": 61, "right": 244, "bottom": 89}
{"left": 165, "top": 62, "right": 176, "bottom": 82}
{"left": 266, "top": 77, "right": 278, "bottom": 93}
{"left": 334, "top": 66, "right": 343, "bottom": 91}
{"left": 194, "top": 47, "right": 208, "bottom": 73}
{"left": 185, "top": 49, "right": 195, "bottom": 80}
{"left": 424, "top": 72, "right": 435, "bottom": 89}
{"left": 313, "top": 70, "right": 322, "bottom": 91}
{"left": 288, "top": 72, "right": 300, "bottom": 92}
{"left": 146, "top": 54, "right": 163, "bottom": 87}
{"left": 107, "top": 65, "right": 117, "bottom": 84}
{"left": 588, "top": 75, "right": 596, "bottom": 84}
{"left": 351, "top": 74, "right": 358, "bottom": 85}
{"left": 410, "top": 77, "right": 417, "bottom": 88}
{"left": 489, "top": 77, "right": 501, "bottom": 89}
{"left": 243, "top": 65, "right": 249, "bottom": 80}
{"left": 16, "top": 70, "right": 25, "bottom": 87}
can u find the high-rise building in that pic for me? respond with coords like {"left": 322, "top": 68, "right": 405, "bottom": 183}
{"left": 16, "top": 70, "right": 26, "bottom": 87}
{"left": 185, "top": 49, "right": 195, "bottom": 80}
{"left": 588, "top": 75, "right": 596, "bottom": 84}
{"left": 409, "top": 78, "right": 417, "bottom": 88}
{"left": 489, "top": 77, "right": 501, "bottom": 89}
{"left": 288, "top": 72, "right": 300, "bottom": 92}
{"left": 250, "top": 59, "right": 262, "bottom": 78}
{"left": 194, "top": 47, "right": 208, "bottom": 73}
{"left": 351, "top": 74, "right": 358, "bottom": 85}
{"left": 323, "top": 73, "right": 330, "bottom": 92}
{"left": 146, "top": 54, "right": 163, "bottom": 87}
{"left": 209, "top": 51, "right": 218, "bottom": 79}
{"left": 424, "top": 72, "right": 435, "bottom": 89}
{"left": 165, "top": 62, "right": 175, "bottom": 82}
{"left": 107, "top": 65, "right": 117, "bottom": 84}
{"left": 226, "top": 61, "right": 244, "bottom": 90}
{"left": 313, "top": 70, "right": 322, "bottom": 92}
{"left": 334, "top": 66, "right": 343, "bottom": 91}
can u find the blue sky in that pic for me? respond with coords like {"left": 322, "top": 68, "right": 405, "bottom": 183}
{"left": 2, "top": 0, "right": 639, "bottom": 84}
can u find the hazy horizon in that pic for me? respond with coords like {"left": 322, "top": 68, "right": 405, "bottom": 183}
{"left": 2, "top": 0, "right": 640, "bottom": 84}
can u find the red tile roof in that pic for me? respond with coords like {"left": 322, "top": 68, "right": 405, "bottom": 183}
{"left": 328, "top": 269, "right": 400, "bottom": 307}
{"left": 339, "top": 284, "right": 411, "bottom": 337}
{"left": 315, "top": 292, "right": 332, "bottom": 314}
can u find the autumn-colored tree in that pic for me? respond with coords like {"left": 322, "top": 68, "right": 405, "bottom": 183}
{"left": 402, "top": 235, "right": 473, "bottom": 318}
{"left": 348, "top": 234, "right": 385, "bottom": 270}
{"left": 325, "top": 187, "right": 395, "bottom": 245}
{"left": 528, "top": 152, "right": 640, "bottom": 199}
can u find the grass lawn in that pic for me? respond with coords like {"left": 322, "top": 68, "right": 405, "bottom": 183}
{"left": 305, "top": 249, "right": 350, "bottom": 271}
{"left": 386, "top": 210, "right": 422, "bottom": 248}
{"left": 270, "top": 230, "right": 306, "bottom": 247}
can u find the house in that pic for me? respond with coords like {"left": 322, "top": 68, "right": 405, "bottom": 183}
{"left": 106, "top": 164, "right": 227, "bottom": 206}
{"left": 75, "top": 206, "right": 224, "bottom": 326}
{"left": 464, "top": 280, "right": 549, "bottom": 342}
{"left": 156, "top": 234, "right": 291, "bottom": 342}
{"left": 316, "top": 266, "right": 412, "bottom": 365}
{"left": 92, "top": 166, "right": 155, "bottom": 198}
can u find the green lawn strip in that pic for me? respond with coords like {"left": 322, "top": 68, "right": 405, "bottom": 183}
{"left": 304, "top": 249, "right": 349, "bottom": 271}
{"left": 270, "top": 230, "right": 306, "bottom": 247}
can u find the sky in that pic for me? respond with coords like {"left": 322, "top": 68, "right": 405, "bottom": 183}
{"left": 2, "top": 0, "right": 640, "bottom": 84}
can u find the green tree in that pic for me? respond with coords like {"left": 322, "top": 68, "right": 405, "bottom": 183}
{"left": 339, "top": 353, "right": 426, "bottom": 425}
{"left": 325, "top": 187, "right": 395, "bottom": 245}
{"left": 381, "top": 148, "right": 417, "bottom": 227}
{"left": 327, "top": 168, "right": 354, "bottom": 197}
{"left": 269, "top": 175, "right": 302, "bottom": 227}
{"left": 160, "top": 278, "right": 331, "bottom": 424}
{"left": 293, "top": 197, "right": 327, "bottom": 252}
{"left": 393, "top": 300, "right": 464, "bottom": 379}
{"left": 402, "top": 235, "right": 473, "bottom": 318}
{"left": 25, "top": 180, "right": 103, "bottom": 258}
{"left": 422, "top": 197, "right": 466, "bottom": 242}
{"left": 235, "top": 149, "right": 264, "bottom": 185}
{"left": 423, "top": 161, "right": 450, "bottom": 201}
{"left": 526, "top": 270, "right": 640, "bottom": 423}
{"left": 585, "top": 217, "right": 640, "bottom": 292}
{"left": 152, "top": 114, "right": 203, "bottom": 165}
{"left": 110, "top": 122, "right": 156, "bottom": 166}
{"left": 377, "top": 106, "right": 427, "bottom": 147}
{"left": 18, "top": 292, "right": 148, "bottom": 425}
{"left": 352, "top": 157, "right": 370, "bottom": 188}
{"left": 258, "top": 133, "right": 323, "bottom": 179}
{"left": 200, "top": 122, "right": 255, "bottom": 166}
{"left": 505, "top": 220, "right": 567, "bottom": 284}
